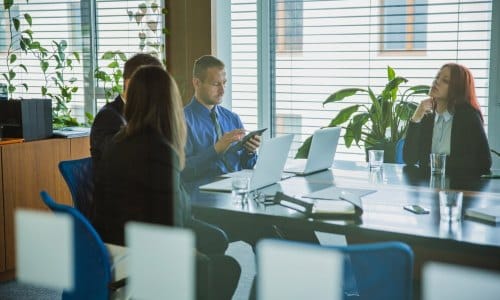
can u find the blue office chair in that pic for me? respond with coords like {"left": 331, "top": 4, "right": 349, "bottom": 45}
{"left": 395, "top": 138, "right": 405, "bottom": 164}
{"left": 58, "top": 157, "right": 94, "bottom": 219}
{"left": 331, "top": 241, "right": 414, "bottom": 300}
{"left": 40, "top": 190, "right": 122, "bottom": 300}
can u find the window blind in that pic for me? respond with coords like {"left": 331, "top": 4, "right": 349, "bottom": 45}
{"left": 230, "top": 0, "right": 259, "bottom": 131}
{"left": 0, "top": 0, "right": 165, "bottom": 122}
{"left": 95, "top": 0, "right": 166, "bottom": 110}
{"left": 0, "top": 0, "right": 88, "bottom": 120}
{"left": 229, "top": 0, "right": 492, "bottom": 161}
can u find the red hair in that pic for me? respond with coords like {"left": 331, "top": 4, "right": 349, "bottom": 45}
{"left": 442, "top": 63, "right": 483, "bottom": 122}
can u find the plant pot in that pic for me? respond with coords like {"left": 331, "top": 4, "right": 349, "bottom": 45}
{"left": 365, "top": 141, "right": 398, "bottom": 163}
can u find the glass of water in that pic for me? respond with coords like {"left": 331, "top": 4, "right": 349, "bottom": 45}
{"left": 232, "top": 175, "right": 250, "bottom": 205}
{"left": 368, "top": 149, "right": 384, "bottom": 169}
{"left": 439, "top": 191, "right": 463, "bottom": 222}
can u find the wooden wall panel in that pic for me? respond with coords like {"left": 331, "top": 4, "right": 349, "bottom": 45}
{"left": 0, "top": 150, "right": 4, "bottom": 272}
{"left": 69, "top": 136, "right": 90, "bottom": 159}
{"left": 3, "top": 139, "right": 72, "bottom": 270}
{"left": 166, "top": 0, "right": 212, "bottom": 105}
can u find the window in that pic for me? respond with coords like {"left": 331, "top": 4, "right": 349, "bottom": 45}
{"left": 275, "top": 0, "right": 303, "bottom": 54}
{"left": 228, "top": 0, "right": 494, "bottom": 161}
{"left": 95, "top": 0, "right": 166, "bottom": 110}
{"left": 382, "top": 0, "right": 427, "bottom": 52}
{"left": 0, "top": 0, "right": 165, "bottom": 122}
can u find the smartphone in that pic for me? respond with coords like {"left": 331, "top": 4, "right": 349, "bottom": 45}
{"left": 404, "top": 205, "right": 430, "bottom": 214}
{"left": 237, "top": 128, "right": 267, "bottom": 147}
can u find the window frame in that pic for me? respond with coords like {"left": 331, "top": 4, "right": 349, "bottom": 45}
{"left": 380, "top": 0, "right": 428, "bottom": 55}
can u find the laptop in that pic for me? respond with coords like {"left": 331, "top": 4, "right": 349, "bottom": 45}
{"left": 284, "top": 127, "right": 341, "bottom": 175}
{"left": 199, "top": 134, "right": 294, "bottom": 192}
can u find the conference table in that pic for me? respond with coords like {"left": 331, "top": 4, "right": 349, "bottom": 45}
{"left": 189, "top": 161, "right": 500, "bottom": 278}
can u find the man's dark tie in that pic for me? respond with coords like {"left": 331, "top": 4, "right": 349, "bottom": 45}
{"left": 210, "top": 109, "right": 233, "bottom": 172}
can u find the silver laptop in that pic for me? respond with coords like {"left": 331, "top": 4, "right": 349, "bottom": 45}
{"left": 284, "top": 127, "right": 341, "bottom": 175}
{"left": 199, "top": 134, "right": 294, "bottom": 192}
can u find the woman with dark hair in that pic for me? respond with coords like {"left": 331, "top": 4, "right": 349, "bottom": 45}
{"left": 93, "top": 65, "right": 240, "bottom": 300}
{"left": 403, "top": 63, "right": 491, "bottom": 176}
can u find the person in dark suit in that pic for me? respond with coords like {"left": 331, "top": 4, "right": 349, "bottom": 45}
{"left": 93, "top": 65, "right": 241, "bottom": 300}
{"left": 403, "top": 63, "right": 491, "bottom": 176}
{"left": 90, "top": 53, "right": 163, "bottom": 172}
{"left": 90, "top": 53, "right": 229, "bottom": 256}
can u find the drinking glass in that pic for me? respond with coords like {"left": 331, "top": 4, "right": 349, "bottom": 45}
{"left": 232, "top": 176, "right": 250, "bottom": 205}
{"left": 430, "top": 153, "right": 447, "bottom": 175}
{"left": 439, "top": 191, "right": 463, "bottom": 222}
{"left": 368, "top": 150, "right": 384, "bottom": 169}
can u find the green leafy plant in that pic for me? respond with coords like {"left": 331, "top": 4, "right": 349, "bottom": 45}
{"left": 38, "top": 40, "right": 81, "bottom": 129}
{"left": 126, "top": 0, "right": 168, "bottom": 65}
{"left": 2, "top": 0, "right": 35, "bottom": 99}
{"left": 94, "top": 2, "right": 167, "bottom": 104}
{"left": 296, "top": 66, "right": 430, "bottom": 160}
{"left": 94, "top": 50, "right": 127, "bottom": 103}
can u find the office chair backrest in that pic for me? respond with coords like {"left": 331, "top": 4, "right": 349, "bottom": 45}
{"left": 331, "top": 241, "right": 414, "bottom": 300}
{"left": 58, "top": 157, "right": 94, "bottom": 219}
{"left": 423, "top": 262, "right": 500, "bottom": 300}
{"left": 257, "top": 239, "right": 343, "bottom": 300}
{"left": 40, "top": 190, "right": 112, "bottom": 300}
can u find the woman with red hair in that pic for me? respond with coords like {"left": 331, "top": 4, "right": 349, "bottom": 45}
{"left": 403, "top": 63, "right": 491, "bottom": 176}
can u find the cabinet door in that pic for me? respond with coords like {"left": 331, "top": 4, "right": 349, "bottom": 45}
{"left": 0, "top": 150, "right": 4, "bottom": 272}
{"left": 70, "top": 136, "right": 90, "bottom": 159}
{"left": 3, "top": 139, "right": 72, "bottom": 270}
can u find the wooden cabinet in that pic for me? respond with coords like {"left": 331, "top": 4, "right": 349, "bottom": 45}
{"left": 0, "top": 150, "right": 4, "bottom": 273}
{"left": 0, "top": 137, "right": 90, "bottom": 280}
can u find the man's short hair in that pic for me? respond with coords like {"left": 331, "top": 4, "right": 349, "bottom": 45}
{"left": 193, "top": 55, "right": 225, "bottom": 81}
{"left": 123, "top": 53, "right": 162, "bottom": 80}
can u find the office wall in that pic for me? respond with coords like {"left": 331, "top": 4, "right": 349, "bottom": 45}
{"left": 166, "top": 0, "right": 213, "bottom": 105}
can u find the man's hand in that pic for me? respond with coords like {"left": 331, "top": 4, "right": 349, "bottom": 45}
{"left": 243, "top": 134, "right": 261, "bottom": 153}
{"left": 214, "top": 129, "right": 245, "bottom": 154}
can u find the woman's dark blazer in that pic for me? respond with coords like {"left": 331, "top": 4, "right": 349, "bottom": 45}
{"left": 403, "top": 103, "right": 491, "bottom": 176}
{"left": 93, "top": 128, "right": 189, "bottom": 245}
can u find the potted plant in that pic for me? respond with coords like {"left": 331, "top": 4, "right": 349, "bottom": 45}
{"left": 296, "top": 66, "right": 430, "bottom": 162}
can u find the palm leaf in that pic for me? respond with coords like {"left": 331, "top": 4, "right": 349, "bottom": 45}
{"left": 381, "top": 76, "right": 408, "bottom": 101}
{"left": 327, "top": 104, "right": 360, "bottom": 126}
{"left": 295, "top": 135, "right": 313, "bottom": 158}
{"left": 323, "top": 88, "right": 367, "bottom": 105}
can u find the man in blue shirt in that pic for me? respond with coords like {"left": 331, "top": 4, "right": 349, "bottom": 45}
{"left": 183, "top": 55, "right": 260, "bottom": 183}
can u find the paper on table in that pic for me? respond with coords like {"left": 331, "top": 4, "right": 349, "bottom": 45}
{"left": 312, "top": 200, "right": 356, "bottom": 215}
{"left": 465, "top": 206, "right": 500, "bottom": 223}
{"left": 274, "top": 191, "right": 363, "bottom": 216}
{"left": 304, "top": 186, "right": 376, "bottom": 200}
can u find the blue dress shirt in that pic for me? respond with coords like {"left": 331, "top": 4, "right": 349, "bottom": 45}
{"left": 182, "top": 97, "right": 257, "bottom": 182}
